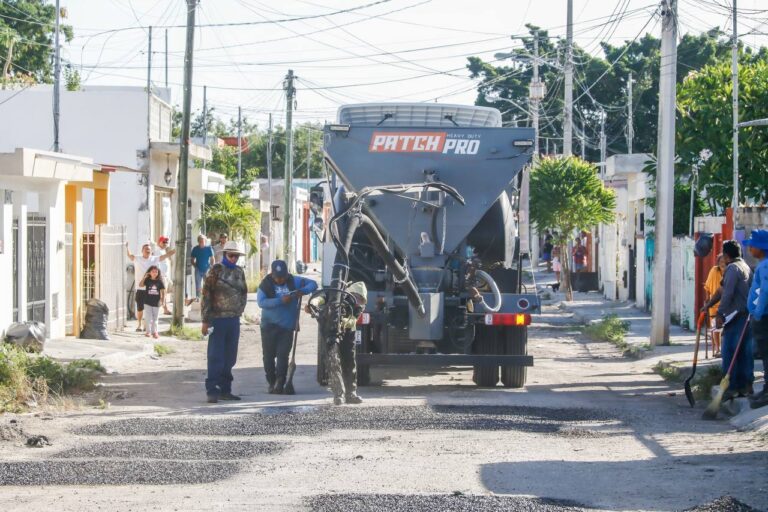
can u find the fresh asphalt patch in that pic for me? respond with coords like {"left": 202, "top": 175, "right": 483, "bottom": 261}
{"left": 77, "top": 405, "right": 617, "bottom": 437}
{"left": 0, "top": 460, "right": 239, "bottom": 486}
{"left": 307, "top": 494, "right": 594, "bottom": 512}
{"left": 307, "top": 494, "right": 762, "bottom": 512}
{"left": 53, "top": 439, "right": 283, "bottom": 460}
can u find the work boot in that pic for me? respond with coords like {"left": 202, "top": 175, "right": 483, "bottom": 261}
{"left": 333, "top": 396, "right": 343, "bottom": 406}
{"left": 273, "top": 377, "right": 285, "bottom": 395}
{"left": 345, "top": 393, "right": 363, "bottom": 404}
{"left": 219, "top": 393, "right": 241, "bottom": 401}
{"left": 267, "top": 376, "right": 276, "bottom": 394}
{"left": 206, "top": 394, "right": 218, "bottom": 404}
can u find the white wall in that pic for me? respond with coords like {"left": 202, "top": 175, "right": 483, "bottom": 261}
{"left": 0, "top": 86, "right": 151, "bottom": 170}
{"left": 109, "top": 171, "right": 151, "bottom": 248}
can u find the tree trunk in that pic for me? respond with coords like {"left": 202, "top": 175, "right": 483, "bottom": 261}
{"left": 561, "top": 243, "right": 573, "bottom": 301}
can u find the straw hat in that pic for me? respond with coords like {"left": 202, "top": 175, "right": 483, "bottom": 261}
{"left": 222, "top": 240, "right": 246, "bottom": 256}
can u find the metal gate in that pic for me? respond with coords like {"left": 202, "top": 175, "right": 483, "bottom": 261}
{"left": 96, "top": 224, "right": 127, "bottom": 330}
{"left": 27, "top": 215, "right": 46, "bottom": 323}
{"left": 12, "top": 220, "right": 18, "bottom": 322}
{"left": 65, "top": 224, "right": 73, "bottom": 333}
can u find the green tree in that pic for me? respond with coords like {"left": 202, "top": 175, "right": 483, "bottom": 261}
{"left": 0, "top": 1, "right": 73, "bottom": 84}
{"left": 530, "top": 156, "right": 616, "bottom": 300}
{"left": 677, "top": 57, "right": 768, "bottom": 210}
{"left": 197, "top": 192, "right": 260, "bottom": 255}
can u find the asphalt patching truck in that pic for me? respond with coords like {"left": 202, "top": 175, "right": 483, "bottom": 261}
{"left": 313, "top": 103, "right": 539, "bottom": 388}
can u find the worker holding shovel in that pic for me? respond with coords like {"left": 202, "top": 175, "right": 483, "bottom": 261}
{"left": 257, "top": 260, "right": 318, "bottom": 395}
{"left": 745, "top": 230, "right": 768, "bottom": 409}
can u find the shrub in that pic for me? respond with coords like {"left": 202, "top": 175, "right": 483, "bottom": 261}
{"left": 154, "top": 344, "right": 175, "bottom": 357}
{"left": 583, "top": 314, "right": 630, "bottom": 344}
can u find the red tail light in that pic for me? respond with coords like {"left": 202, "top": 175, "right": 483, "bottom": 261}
{"left": 484, "top": 313, "right": 531, "bottom": 326}
{"left": 356, "top": 313, "right": 371, "bottom": 325}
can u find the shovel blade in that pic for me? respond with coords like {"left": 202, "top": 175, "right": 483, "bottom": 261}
{"left": 684, "top": 380, "right": 695, "bottom": 407}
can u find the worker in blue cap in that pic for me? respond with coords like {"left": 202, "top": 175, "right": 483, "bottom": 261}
{"left": 746, "top": 230, "right": 768, "bottom": 409}
{"left": 257, "top": 260, "right": 318, "bottom": 394}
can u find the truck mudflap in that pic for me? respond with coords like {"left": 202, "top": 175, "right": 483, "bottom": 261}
{"left": 356, "top": 353, "right": 533, "bottom": 367}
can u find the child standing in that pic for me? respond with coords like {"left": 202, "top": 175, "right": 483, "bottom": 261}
{"left": 141, "top": 266, "right": 165, "bottom": 339}
{"left": 552, "top": 246, "right": 562, "bottom": 283}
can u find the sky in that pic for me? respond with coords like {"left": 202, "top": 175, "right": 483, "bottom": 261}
{"left": 57, "top": 0, "right": 768, "bottom": 129}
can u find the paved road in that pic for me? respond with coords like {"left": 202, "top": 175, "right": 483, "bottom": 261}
{"left": 0, "top": 302, "right": 765, "bottom": 511}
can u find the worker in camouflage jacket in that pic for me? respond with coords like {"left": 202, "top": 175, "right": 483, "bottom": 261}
{"left": 201, "top": 241, "right": 248, "bottom": 404}
{"left": 309, "top": 281, "right": 367, "bottom": 405}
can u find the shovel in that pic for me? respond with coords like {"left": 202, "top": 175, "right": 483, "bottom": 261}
{"left": 684, "top": 312, "right": 706, "bottom": 407}
{"left": 703, "top": 314, "right": 751, "bottom": 420}
{"left": 283, "top": 296, "right": 303, "bottom": 396}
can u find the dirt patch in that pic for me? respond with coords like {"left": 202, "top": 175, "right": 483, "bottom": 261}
{"left": 685, "top": 496, "right": 762, "bottom": 512}
{"left": 0, "top": 421, "right": 25, "bottom": 442}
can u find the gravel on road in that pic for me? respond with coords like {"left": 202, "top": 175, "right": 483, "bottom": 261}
{"left": 0, "top": 460, "right": 240, "bottom": 485}
{"left": 307, "top": 494, "right": 595, "bottom": 512}
{"left": 53, "top": 439, "right": 284, "bottom": 460}
{"left": 78, "top": 405, "right": 617, "bottom": 437}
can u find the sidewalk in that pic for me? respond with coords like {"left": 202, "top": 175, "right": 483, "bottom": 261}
{"left": 530, "top": 263, "right": 767, "bottom": 434}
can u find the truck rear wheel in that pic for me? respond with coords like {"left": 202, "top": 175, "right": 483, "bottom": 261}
{"left": 472, "top": 325, "right": 500, "bottom": 387}
{"left": 317, "top": 331, "right": 328, "bottom": 386}
{"left": 501, "top": 326, "right": 527, "bottom": 388}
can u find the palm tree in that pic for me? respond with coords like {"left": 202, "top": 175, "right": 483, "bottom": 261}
{"left": 197, "top": 192, "right": 260, "bottom": 255}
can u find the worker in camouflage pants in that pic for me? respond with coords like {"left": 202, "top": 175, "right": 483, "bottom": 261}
{"left": 309, "top": 281, "right": 367, "bottom": 405}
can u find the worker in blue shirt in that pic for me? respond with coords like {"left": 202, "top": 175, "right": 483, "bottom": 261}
{"left": 257, "top": 260, "right": 318, "bottom": 394}
{"left": 746, "top": 230, "right": 768, "bottom": 409}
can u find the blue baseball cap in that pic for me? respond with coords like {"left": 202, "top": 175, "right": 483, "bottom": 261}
{"left": 743, "top": 229, "right": 768, "bottom": 251}
{"left": 271, "top": 259, "right": 289, "bottom": 278}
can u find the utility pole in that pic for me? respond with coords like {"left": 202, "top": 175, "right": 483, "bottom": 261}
{"left": 732, "top": 0, "right": 739, "bottom": 209}
{"left": 650, "top": 0, "right": 677, "bottom": 347}
{"left": 267, "top": 113, "right": 274, "bottom": 264}
{"left": 237, "top": 106, "right": 242, "bottom": 180}
{"left": 563, "top": 0, "right": 574, "bottom": 156}
{"left": 202, "top": 85, "right": 207, "bottom": 144}
{"left": 164, "top": 29, "right": 168, "bottom": 89}
{"left": 283, "top": 70, "right": 296, "bottom": 266}
{"left": 627, "top": 72, "right": 634, "bottom": 154}
{"left": 525, "top": 30, "right": 545, "bottom": 263}
{"left": 146, "top": 26, "right": 152, "bottom": 144}
{"left": 53, "top": 0, "right": 61, "bottom": 152}
{"left": 173, "top": 0, "right": 198, "bottom": 328}
{"left": 599, "top": 110, "right": 606, "bottom": 177}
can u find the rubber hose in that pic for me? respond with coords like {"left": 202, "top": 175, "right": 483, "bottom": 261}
{"left": 475, "top": 269, "right": 502, "bottom": 313}
{"left": 359, "top": 214, "right": 425, "bottom": 317}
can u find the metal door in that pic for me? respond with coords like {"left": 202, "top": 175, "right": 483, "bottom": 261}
{"left": 27, "top": 215, "right": 46, "bottom": 323}
{"left": 628, "top": 245, "right": 637, "bottom": 302}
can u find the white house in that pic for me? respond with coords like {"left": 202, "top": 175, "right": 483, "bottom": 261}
{"left": 0, "top": 148, "right": 98, "bottom": 339}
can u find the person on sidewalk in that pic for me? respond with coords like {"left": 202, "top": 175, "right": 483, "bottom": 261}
{"left": 745, "top": 230, "right": 768, "bottom": 409}
{"left": 702, "top": 254, "right": 727, "bottom": 357}
{"left": 201, "top": 241, "right": 248, "bottom": 404}
{"left": 715, "top": 240, "right": 754, "bottom": 399}
{"left": 127, "top": 241, "right": 176, "bottom": 332}
{"left": 191, "top": 235, "right": 215, "bottom": 298}
{"left": 572, "top": 238, "right": 588, "bottom": 272}
{"left": 552, "top": 246, "right": 562, "bottom": 284}
{"left": 140, "top": 265, "right": 165, "bottom": 339}
{"left": 155, "top": 236, "right": 173, "bottom": 315}
{"left": 257, "top": 260, "right": 318, "bottom": 395}
{"left": 213, "top": 233, "right": 229, "bottom": 264}
{"left": 308, "top": 281, "right": 367, "bottom": 405}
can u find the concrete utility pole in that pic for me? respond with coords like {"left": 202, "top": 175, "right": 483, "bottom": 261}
{"left": 53, "top": 0, "right": 61, "bottom": 152}
{"left": 164, "top": 29, "right": 169, "bottom": 89}
{"left": 563, "top": 0, "right": 574, "bottom": 156}
{"left": 283, "top": 69, "right": 296, "bottom": 266}
{"left": 627, "top": 72, "right": 634, "bottom": 154}
{"left": 650, "top": 0, "right": 677, "bottom": 347}
{"left": 146, "top": 26, "right": 152, "bottom": 143}
{"left": 173, "top": 0, "right": 198, "bottom": 328}
{"left": 599, "top": 110, "right": 606, "bottom": 176}
{"left": 237, "top": 106, "right": 242, "bottom": 180}
{"left": 267, "top": 113, "right": 274, "bottom": 264}
{"left": 202, "top": 85, "right": 207, "bottom": 145}
{"left": 732, "top": 0, "right": 739, "bottom": 209}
